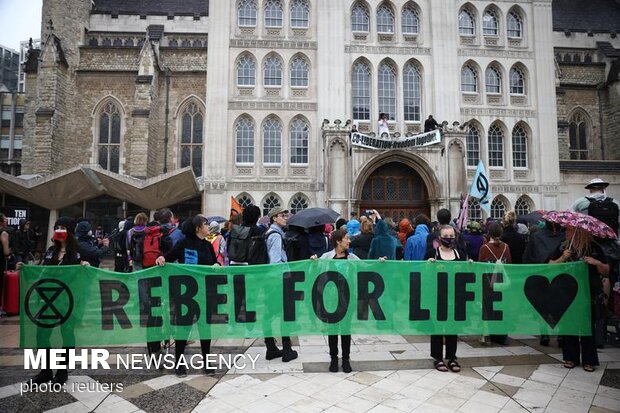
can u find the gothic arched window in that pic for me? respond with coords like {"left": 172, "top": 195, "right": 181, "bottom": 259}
{"left": 402, "top": 5, "right": 419, "bottom": 35}
{"left": 483, "top": 10, "right": 499, "bottom": 36}
{"left": 515, "top": 197, "right": 531, "bottom": 216}
{"left": 569, "top": 112, "right": 589, "bottom": 160}
{"left": 264, "top": 0, "right": 283, "bottom": 27}
{"left": 290, "top": 118, "right": 309, "bottom": 164}
{"left": 512, "top": 125, "right": 528, "bottom": 168}
{"left": 235, "top": 117, "right": 254, "bottom": 164}
{"left": 352, "top": 61, "right": 371, "bottom": 120}
{"left": 97, "top": 101, "right": 122, "bottom": 173}
{"left": 486, "top": 66, "right": 501, "bottom": 94}
{"left": 466, "top": 125, "right": 480, "bottom": 167}
{"left": 403, "top": 63, "right": 421, "bottom": 121}
{"left": 263, "top": 117, "right": 282, "bottom": 164}
{"left": 378, "top": 62, "right": 396, "bottom": 121}
{"left": 468, "top": 198, "right": 482, "bottom": 221}
{"left": 352, "top": 3, "right": 370, "bottom": 32}
{"left": 237, "top": 194, "right": 254, "bottom": 209}
{"left": 510, "top": 67, "right": 525, "bottom": 94}
{"left": 180, "top": 102, "right": 203, "bottom": 177}
{"left": 488, "top": 124, "right": 504, "bottom": 167}
{"left": 237, "top": 55, "right": 256, "bottom": 86}
{"left": 264, "top": 56, "right": 283, "bottom": 87}
{"left": 377, "top": 4, "right": 395, "bottom": 33}
{"left": 507, "top": 11, "right": 523, "bottom": 38}
{"left": 290, "top": 0, "right": 310, "bottom": 28}
{"left": 290, "top": 56, "right": 309, "bottom": 87}
{"left": 290, "top": 194, "right": 309, "bottom": 214}
{"left": 263, "top": 194, "right": 282, "bottom": 216}
{"left": 459, "top": 9, "right": 475, "bottom": 35}
{"left": 461, "top": 65, "right": 478, "bottom": 92}
{"left": 238, "top": 0, "right": 257, "bottom": 27}
{"left": 491, "top": 197, "right": 506, "bottom": 220}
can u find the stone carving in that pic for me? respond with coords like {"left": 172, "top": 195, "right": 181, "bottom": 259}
{"left": 345, "top": 45, "right": 431, "bottom": 55}
{"left": 230, "top": 39, "right": 317, "bottom": 50}
{"left": 229, "top": 101, "right": 317, "bottom": 110}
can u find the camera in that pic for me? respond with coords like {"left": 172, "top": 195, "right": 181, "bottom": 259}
{"left": 364, "top": 209, "right": 373, "bottom": 216}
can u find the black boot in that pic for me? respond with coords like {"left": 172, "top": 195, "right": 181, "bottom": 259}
{"left": 281, "top": 339, "right": 298, "bottom": 362}
{"left": 265, "top": 338, "right": 283, "bottom": 360}
{"left": 342, "top": 358, "right": 352, "bottom": 373}
{"left": 329, "top": 357, "right": 339, "bottom": 373}
{"left": 29, "top": 369, "right": 53, "bottom": 386}
{"left": 52, "top": 370, "right": 68, "bottom": 386}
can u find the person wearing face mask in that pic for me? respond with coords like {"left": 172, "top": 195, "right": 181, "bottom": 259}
{"left": 156, "top": 214, "right": 219, "bottom": 377}
{"left": 75, "top": 220, "right": 109, "bottom": 267}
{"left": 26, "top": 217, "right": 89, "bottom": 386}
{"left": 426, "top": 225, "right": 465, "bottom": 373}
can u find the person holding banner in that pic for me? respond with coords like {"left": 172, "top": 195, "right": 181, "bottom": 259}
{"left": 315, "top": 228, "right": 359, "bottom": 373}
{"left": 26, "top": 217, "right": 88, "bottom": 386}
{"left": 156, "top": 214, "right": 219, "bottom": 377}
{"left": 549, "top": 225, "right": 608, "bottom": 372}
{"left": 426, "top": 225, "right": 464, "bottom": 373}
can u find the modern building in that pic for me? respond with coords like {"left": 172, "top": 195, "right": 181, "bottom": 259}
{"left": 0, "top": 45, "right": 19, "bottom": 92}
{"left": 0, "top": 92, "right": 24, "bottom": 176}
{"left": 0, "top": 0, "right": 618, "bottom": 238}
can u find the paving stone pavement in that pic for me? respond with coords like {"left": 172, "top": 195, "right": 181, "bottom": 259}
{"left": 1, "top": 315, "right": 620, "bottom": 413}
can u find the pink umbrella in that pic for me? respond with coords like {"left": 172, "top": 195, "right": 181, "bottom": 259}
{"left": 542, "top": 210, "right": 617, "bottom": 240}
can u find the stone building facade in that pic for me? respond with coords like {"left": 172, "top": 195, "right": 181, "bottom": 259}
{"left": 2, "top": 0, "right": 618, "bottom": 233}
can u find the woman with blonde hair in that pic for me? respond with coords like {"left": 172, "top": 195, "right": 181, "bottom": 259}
{"left": 549, "top": 225, "right": 609, "bottom": 372}
{"left": 501, "top": 210, "right": 527, "bottom": 264}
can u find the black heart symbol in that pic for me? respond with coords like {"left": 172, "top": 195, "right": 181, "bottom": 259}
{"left": 524, "top": 274, "right": 579, "bottom": 328}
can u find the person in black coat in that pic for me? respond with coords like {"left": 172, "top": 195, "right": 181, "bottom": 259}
{"left": 26, "top": 217, "right": 88, "bottom": 386}
{"left": 76, "top": 221, "right": 109, "bottom": 267}
{"left": 500, "top": 211, "right": 527, "bottom": 264}
{"left": 156, "top": 214, "right": 219, "bottom": 377}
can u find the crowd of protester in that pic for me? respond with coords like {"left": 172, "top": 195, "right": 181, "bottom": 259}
{"left": 8, "top": 177, "right": 620, "bottom": 384}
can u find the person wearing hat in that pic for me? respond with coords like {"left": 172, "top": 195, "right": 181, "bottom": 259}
{"left": 206, "top": 221, "right": 226, "bottom": 266}
{"left": 263, "top": 206, "right": 299, "bottom": 362}
{"left": 570, "top": 178, "right": 619, "bottom": 235}
{"left": 26, "top": 217, "right": 89, "bottom": 387}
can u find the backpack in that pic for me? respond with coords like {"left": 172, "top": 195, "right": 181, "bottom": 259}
{"left": 141, "top": 226, "right": 174, "bottom": 268}
{"left": 129, "top": 228, "right": 146, "bottom": 263}
{"left": 209, "top": 234, "right": 225, "bottom": 266}
{"left": 247, "top": 229, "right": 283, "bottom": 265}
{"left": 309, "top": 233, "right": 329, "bottom": 257}
{"left": 587, "top": 197, "right": 619, "bottom": 235}
{"left": 227, "top": 224, "right": 252, "bottom": 262}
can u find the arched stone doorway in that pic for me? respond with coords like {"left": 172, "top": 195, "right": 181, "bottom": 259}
{"left": 359, "top": 162, "right": 430, "bottom": 222}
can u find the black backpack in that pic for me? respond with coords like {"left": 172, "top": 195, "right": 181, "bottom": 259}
{"left": 227, "top": 224, "right": 252, "bottom": 262}
{"left": 587, "top": 197, "right": 619, "bottom": 235}
{"left": 129, "top": 229, "right": 146, "bottom": 262}
{"left": 248, "top": 230, "right": 282, "bottom": 265}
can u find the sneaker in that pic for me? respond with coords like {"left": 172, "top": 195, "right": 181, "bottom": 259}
{"left": 329, "top": 358, "right": 339, "bottom": 373}
{"left": 52, "top": 370, "right": 68, "bottom": 386}
{"left": 175, "top": 365, "right": 187, "bottom": 378}
{"left": 204, "top": 367, "right": 217, "bottom": 376}
{"left": 342, "top": 359, "right": 352, "bottom": 373}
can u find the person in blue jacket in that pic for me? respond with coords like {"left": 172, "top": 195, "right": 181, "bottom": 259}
{"left": 404, "top": 214, "right": 431, "bottom": 261}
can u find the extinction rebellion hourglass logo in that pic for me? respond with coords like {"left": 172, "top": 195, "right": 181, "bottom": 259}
{"left": 25, "top": 279, "right": 74, "bottom": 328}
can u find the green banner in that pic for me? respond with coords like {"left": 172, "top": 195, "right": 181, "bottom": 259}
{"left": 20, "top": 260, "right": 592, "bottom": 348}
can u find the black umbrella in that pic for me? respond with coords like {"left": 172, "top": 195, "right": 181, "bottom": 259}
{"left": 517, "top": 210, "right": 545, "bottom": 227}
{"left": 207, "top": 216, "right": 226, "bottom": 223}
{"left": 287, "top": 207, "right": 340, "bottom": 229}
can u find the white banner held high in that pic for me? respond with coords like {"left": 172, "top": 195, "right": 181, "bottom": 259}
{"left": 350, "top": 129, "right": 441, "bottom": 150}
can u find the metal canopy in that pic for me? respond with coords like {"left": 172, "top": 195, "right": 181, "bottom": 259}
{"left": 0, "top": 165, "right": 200, "bottom": 210}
